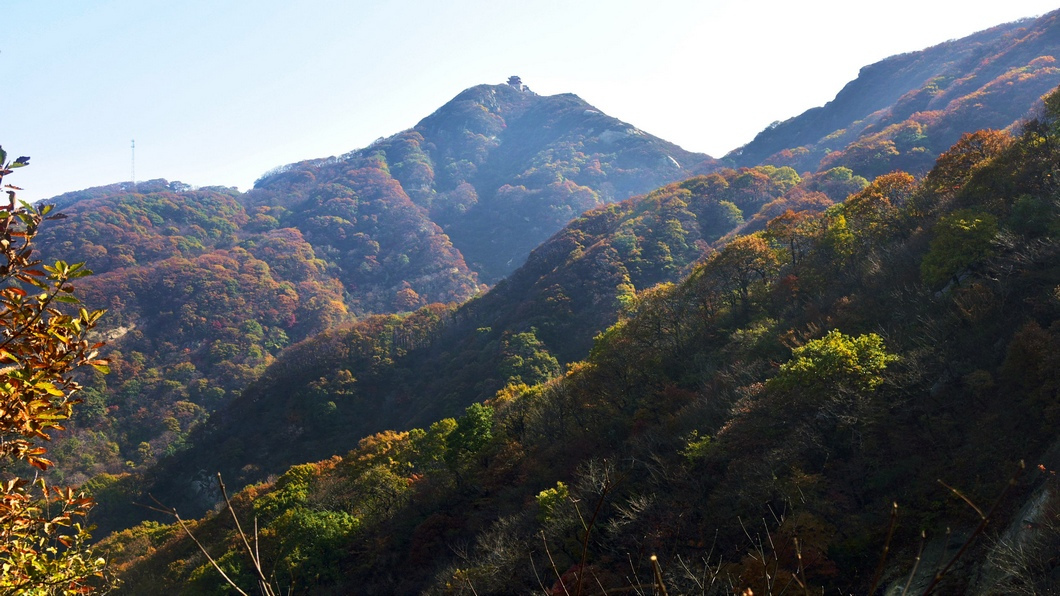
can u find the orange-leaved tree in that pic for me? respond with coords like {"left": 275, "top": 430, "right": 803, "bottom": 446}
{"left": 0, "top": 147, "right": 113, "bottom": 594}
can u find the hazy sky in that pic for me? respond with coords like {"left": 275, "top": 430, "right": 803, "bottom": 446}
{"left": 6, "top": 1, "right": 1060, "bottom": 201}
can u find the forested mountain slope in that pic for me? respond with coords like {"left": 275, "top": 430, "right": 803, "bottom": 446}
{"left": 730, "top": 9, "right": 1060, "bottom": 179}
{"left": 33, "top": 182, "right": 351, "bottom": 486}
{"left": 99, "top": 163, "right": 800, "bottom": 529}
{"left": 105, "top": 87, "right": 1060, "bottom": 595}
{"left": 33, "top": 171, "right": 483, "bottom": 484}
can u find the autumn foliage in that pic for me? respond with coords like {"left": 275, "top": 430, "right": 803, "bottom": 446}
{"left": 0, "top": 149, "right": 112, "bottom": 593}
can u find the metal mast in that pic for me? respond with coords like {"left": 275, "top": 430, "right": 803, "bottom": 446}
{"left": 131, "top": 139, "right": 136, "bottom": 188}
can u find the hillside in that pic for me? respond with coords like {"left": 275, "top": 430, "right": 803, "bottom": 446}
{"left": 730, "top": 10, "right": 1060, "bottom": 179}
{"left": 33, "top": 182, "right": 350, "bottom": 486}
{"left": 34, "top": 176, "right": 481, "bottom": 486}
{"left": 103, "top": 86, "right": 1060, "bottom": 595}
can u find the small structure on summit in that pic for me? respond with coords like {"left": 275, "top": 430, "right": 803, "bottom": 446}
{"left": 506, "top": 75, "right": 532, "bottom": 93}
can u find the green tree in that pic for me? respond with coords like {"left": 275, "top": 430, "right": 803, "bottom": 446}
{"left": 535, "top": 481, "right": 569, "bottom": 522}
{"left": 813, "top": 166, "right": 870, "bottom": 202}
{"left": 0, "top": 148, "right": 113, "bottom": 594}
{"left": 267, "top": 507, "right": 359, "bottom": 587}
{"left": 699, "top": 199, "right": 744, "bottom": 239}
{"left": 819, "top": 208, "right": 855, "bottom": 267}
{"left": 920, "top": 208, "right": 999, "bottom": 287}
{"left": 445, "top": 403, "right": 494, "bottom": 471}
{"left": 764, "top": 165, "right": 801, "bottom": 192}
{"left": 499, "top": 329, "right": 560, "bottom": 386}
{"left": 769, "top": 329, "right": 897, "bottom": 396}
{"left": 410, "top": 418, "right": 457, "bottom": 472}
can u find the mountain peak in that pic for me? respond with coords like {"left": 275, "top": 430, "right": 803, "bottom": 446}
{"left": 254, "top": 80, "right": 715, "bottom": 282}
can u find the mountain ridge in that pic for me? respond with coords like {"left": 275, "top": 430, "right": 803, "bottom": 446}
{"left": 729, "top": 10, "right": 1060, "bottom": 177}
{"left": 248, "top": 81, "right": 716, "bottom": 283}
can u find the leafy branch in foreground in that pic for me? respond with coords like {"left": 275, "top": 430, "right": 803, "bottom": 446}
{"left": 0, "top": 147, "right": 114, "bottom": 594}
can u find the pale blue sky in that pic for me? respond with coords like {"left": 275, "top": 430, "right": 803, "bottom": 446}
{"left": 6, "top": 1, "right": 1060, "bottom": 201}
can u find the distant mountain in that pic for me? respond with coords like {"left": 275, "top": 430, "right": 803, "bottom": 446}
{"left": 34, "top": 178, "right": 479, "bottom": 488}
{"left": 249, "top": 81, "right": 716, "bottom": 282}
{"left": 729, "top": 10, "right": 1060, "bottom": 178}
{"left": 35, "top": 182, "right": 352, "bottom": 486}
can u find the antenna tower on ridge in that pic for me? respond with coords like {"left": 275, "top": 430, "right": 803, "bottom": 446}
{"left": 131, "top": 139, "right": 136, "bottom": 188}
